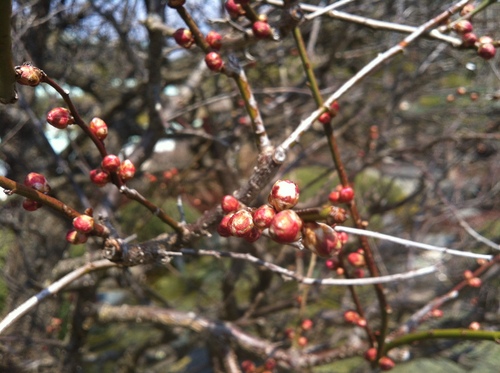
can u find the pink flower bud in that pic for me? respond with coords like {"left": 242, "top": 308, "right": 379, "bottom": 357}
{"left": 221, "top": 195, "right": 240, "bottom": 213}
{"left": 47, "top": 107, "right": 75, "bottom": 129}
{"left": 243, "top": 227, "right": 262, "bottom": 243}
{"left": 364, "top": 348, "right": 377, "bottom": 362}
{"left": 453, "top": 20, "right": 473, "bottom": 34}
{"left": 89, "top": 117, "right": 108, "bottom": 140}
{"left": 461, "top": 32, "right": 477, "bottom": 47}
{"left": 252, "top": 204, "right": 276, "bottom": 229}
{"left": 297, "top": 336, "right": 308, "bottom": 347}
{"left": 477, "top": 43, "right": 496, "bottom": 60}
{"left": 22, "top": 198, "right": 42, "bottom": 211}
{"left": 338, "top": 186, "right": 354, "bottom": 203}
{"left": 264, "top": 359, "right": 276, "bottom": 370}
{"left": 65, "top": 229, "right": 88, "bottom": 245}
{"left": 268, "top": 179, "right": 300, "bottom": 211}
{"left": 206, "top": 30, "right": 222, "bottom": 50}
{"left": 252, "top": 21, "right": 272, "bottom": 39}
{"left": 301, "top": 319, "right": 313, "bottom": 331}
{"left": 217, "top": 213, "right": 234, "bottom": 237}
{"left": 24, "top": 172, "right": 51, "bottom": 194}
{"left": 468, "top": 277, "right": 482, "bottom": 287}
{"left": 205, "top": 52, "right": 224, "bottom": 72}
{"left": 328, "top": 190, "right": 340, "bottom": 203}
{"left": 269, "top": 209, "right": 303, "bottom": 243}
{"left": 229, "top": 209, "right": 254, "bottom": 237}
{"left": 225, "top": 0, "right": 245, "bottom": 19}
{"left": 73, "top": 215, "right": 95, "bottom": 234}
{"left": 119, "top": 159, "right": 136, "bottom": 181}
{"left": 173, "top": 28, "right": 195, "bottom": 49}
{"left": 468, "top": 321, "right": 480, "bottom": 330}
{"left": 101, "top": 154, "right": 121, "bottom": 172}
{"left": 347, "top": 252, "right": 365, "bottom": 267}
{"left": 318, "top": 112, "right": 332, "bottom": 124}
{"left": 344, "top": 310, "right": 360, "bottom": 324}
{"left": 90, "top": 168, "right": 110, "bottom": 187}
{"left": 325, "top": 258, "right": 340, "bottom": 270}
{"left": 378, "top": 356, "right": 395, "bottom": 371}
{"left": 15, "top": 63, "right": 44, "bottom": 86}
{"left": 302, "top": 222, "right": 340, "bottom": 257}
{"left": 241, "top": 360, "right": 255, "bottom": 373}
{"left": 338, "top": 231, "right": 349, "bottom": 244}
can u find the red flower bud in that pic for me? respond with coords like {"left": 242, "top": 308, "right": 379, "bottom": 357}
{"left": 344, "top": 310, "right": 360, "bottom": 324}
{"left": 73, "top": 215, "right": 95, "bottom": 234}
{"left": 330, "top": 101, "right": 340, "bottom": 114}
{"left": 268, "top": 179, "right": 300, "bottom": 211}
{"left": 318, "top": 112, "right": 332, "bottom": 124}
{"left": 468, "top": 321, "right": 480, "bottom": 330}
{"left": 241, "top": 360, "right": 255, "bottom": 373}
{"left": 252, "top": 21, "right": 272, "bottom": 39}
{"left": 22, "top": 198, "right": 42, "bottom": 211}
{"left": 461, "top": 32, "right": 477, "bottom": 47}
{"left": 15, "top": 63, "right": 44, "bottom": 86}
{"left": 243, "top": 227, "right": 262, "bottom": 243}
{"left": 264, "top": 359, "right": 276, "bottom": 370}
{"left": 89, "top": 117, "right": 108, "bottom": 140}
{"left": 47, "top": 107, "right": 75, "bottom": 129}
{"left": 205, "top": 52, "right": 224, "bottom": 72}
{"left": 347, "top": 252, "right": 365, "bottom": 267}
{"left": 297, "top": 336, "right": 308, "bottom": 347}
{"left": 90, "top": 168, "right": 110, "bottom": 187}
{"left": 65, "top": 229, "right": 88, "bottom": 245}
{"left": 217, "top": 213, "right": 234, "bottom": 237}
{"left": 468, "top": 277, "right": 482, "bottom": 287}
{"left": 328, "top": 190, "right": 340, "bottom": 203}
{"left": 269, "top": 210, "right": 303, "bottom": 244}
{"left": 252, "top": 204, "right": 276, "bottom": 229}
{"left": 460, "top": 4, "right": 475, "bottom": 16}
{"left": 302, "top": 222, "right": 340, "bottom": 257}
{"left": 364, "top": 348, "right": 377, "bottom": 362}
{"left": 229, "top": 209, "right": 254, "bottom": 237}
{"left": 206, "top": 30, "right": 223, "bottom": 50}
{"left": 378, "top": 356, "right": 395, "bottom": 371}
{"left": 119, "top": 159, "right": 136, "bottom": 181}
{"left": 173, "top": 28, "right": 195, "bottom": 49}
{"left": 477, "top": 43, "right": 496, "bottom": 60}
{"left": 338, "top": 186, "right": 354, "bottom": 203}
{"left": 301, "top": 318, "right": 313, "bottom": 330}
{"left": 453, "top": 20, "right": 473, "bottom": 34}
{"left": 101, "top": 154, "right": 121, "bottom": 172}
{"left": 24, "top": 172, "right": 51, "bottom": 194}
{"left": 221, "top": 195, "right": 240, "bottom": 213}
{"left": 338, "top": 231, "right": 349, "bottom": 244}
{"left": 225, "top": 0, "right": 245, "bottom": 19}
{"left": 325, "top": 258, "right": 340, "bottom": 270}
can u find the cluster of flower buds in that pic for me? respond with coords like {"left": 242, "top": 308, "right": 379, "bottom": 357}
{"left": 66, "top": 213, "right": 96, "bottom": 245}
{"left": 328, "top": 184, "right": 354, "bottom": 204}
{"left": 90, "top": 155, "right": 136, "bottom": 187}
{"left": 343, "top": 310, "right": 367, "bottom": 327}
{"left": 463, "top": 269, "right": 482, "bottom": 288}
{"left": 318, "top": 101, "right": 340, "bottom": 124}
{"left": 22, "top": 172, "right": 51, "bottom": 211}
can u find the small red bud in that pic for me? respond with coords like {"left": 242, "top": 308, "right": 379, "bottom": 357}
{"left": 206, "top": 30, "right": 223, "bottom": 50}
{"left": 264, "top": 359, "right": 276, "bottom": 370}
{"left": 269, "top": 209, "right": 303, "bottom": 244}
{"left": 468, "top": 321, "right": 480, "bottom": 330}
{"left": 461, "top": 32, "right": 477, "bottom": 47}
{"left": 338, "top": 186, "right": 354, "bottom": 203}
{"left": 297, "top": 336, "right": 308, "bottom": 347}
{"left": 101, "top": 154, "right": 121, "bottom": 172}
{"left": 46, "top": 107, "right": 75, "bottom": 129}
{"left": 252, "top": 21, "right": 272, "bottom": 39}
{"left": 221, "top": 195, "right": 240, "bottom": 213}
{"left": 24, "top": 172, "right": 51, "bottom": 194}
{"left": 22, "top": 198, "right": 42, "bottom": 211}
{"left": 344, "top": 310, "right": 360, "bottom": 324}
{"left": 89, "top": 117, "right": 108, "bottom": 140}
{"left": 65, "top": 229, "right": 88, "bottom": 245}
{"left": 364, "top": 348, "right": 377, "bottom": 362}
{"left": 301, "top": 319, "right": 313, "bottom": 331}
{"left": 225, "top": 0, "right": 245, "bottom": 18}
{"left": 378, "top": 356, "right": 395, "bottom": 371}
{"left": 468, "top": 277, "right": 482, "bottom": 287}
{"left": 325, "top": 258, "right": 340, "bottom": 270}
{"left": 119, "top": 159, "right": 136, "bottom": 181}
{"left": 243, "top": 227, "right": 262, "bottom": 243}
{"left": 460, "top": 4, "right": 475, "bottom": 16}
{"left": 463, "top": 270, "right": 474, "bottom": 280}
{"left": 328, "top": 190, "right": 340, "bottom": 203}
{"left": 217, "top": 213, "right": 234, "bottom": 237}
{"left": 15, "top": 63, "right": 44, "bottom": 86}
{"left": 302, "top": 222, "right": 341, "bottom": 257}
{"left": 229, "top": 209, "right": 254, "bottom": 237}
{"left": 241, "top": 360, "right": 255, "bottom": 373}
{"left": 252, "top": 204, "right": 276, "bottom": 229}
{"left": 90, "top": 168, "right": 110, "bottom": 187}
{"left": 318, "top": 112, "right": 332, "bottom": 124}
{"left": 347, "top": 252, "right": 365, "bottom": 267}
{"left": 330, "top": 101, "right": 340, "bottom": 114}
{"left": 284, "top": 327, "right": 295, "bottom": 339}
{"left": 73, "top": 215, "right": 95, "bottom": 234}
{"left": 205, "top": 52, "right": 224, "bottom": 72}
{"left": 268, "top": 179, "right": 300, "bottom": 211}
{"left": 173, "top": 28, "right": 195, "bottom": 49}
{"left": 453, "top": 20, "right": 473, "bottom": 34}
{"left": 477, "top": 43, "right": 496, "bottom": 60}
{"left": 338, "top": 231, "right": 349, "bottom": 244}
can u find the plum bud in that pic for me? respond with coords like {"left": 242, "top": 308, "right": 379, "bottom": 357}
{"left": 89, "top": 117, "right": 108, "bottom": 140}
{"left": 119, "top": 159, "right": 136, "bottom": 181}
{"left": 229, "top": 209, "right": 254, "bottom": 237}
{"left": 173, "top": 28, "right": 195, "bottom": 49}
{"left": 269, "top": 210, "right": 303, "bottom": 244}
{"left": 101, "top": 154, "right": 121, "bottom": 172}
{"left": 252, "top": 204, "right": 276, "bottom": 229}
{"left": 22, "top": 199, "right": 42, "bottom": 211}
{"left": 15, "top": 63, "right": 44, "bottom": 86}
{"left": 221, "top": 195, "right": 240, "bottom": 213}
{"left": 268, "top": 179, "right": 300, "bottom": 211}
{"left": 47, "top": 107, "right": 75, "bottom": 129}
{"left": 302, "top": 222, "right": 340, "bottom": 257}
{"left": 73, "top": 215, "right": 95, "bottom": 234}
{"left": 24, "top": 172, "right": 51, "bottom": 194}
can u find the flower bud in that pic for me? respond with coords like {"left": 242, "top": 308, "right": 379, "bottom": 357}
{"left": 221, "top": 195, "right": 240, "bottom": 213}
{"left": 268, "top": 179, "right": 300, "bottom": 211}
{"left": 325, "top": 258, "right": 340, "bottom": 270}
{"left": 244, "top": 227, "right": 262, "bottom": 243}
{"left": 252, "top": 21, "right": 272, "bottom": 39}
{"left": 217, "top": 213, "right": 234, "bottom": 237}
{"left": 225, "top": 0, "right": 245, "bottom": 19}
{"left": 65, "top": 229, "right": 88, "bottom": 245}
{"left": 206, "top": 30, "right": 222, "bottom": 50}
{"left": 22, "top": 198, "right": 42, "bottom": 211}
{"left": 318, "top": 112, "right": 332, "bottom": 124}
{"left": 344, "top": 310, "right": 360, "bottom": 324}
{"left": 460, "top": 4, "right": 475, "bottom": 16}
{"left": 205, "top": 52, "right": 224, "bottom": 72}
{"left": 89, "top": 117, "right": 108, "bottom": 140}
{"left": 347, "top": 251, "right": 365, "bottom": 267}
{"left": 328, "top": 190, "right": 340, "bottom": 203}
{"left": 47, "top": 107, "right": 75, "bottom": 129}
{"left": 241, "top": 360, "right": 255, "bottom": 373}
{"left": 24, "top": 172, "right": 51, "bottom": 194}
{"left": 301, "top": 319, "right": 313, "bottom": 330}
{"left": 325, "top": 206, "right": 348, "bottom": 225}
{"left": 15, "top": 63, "right": 44, "bottom": 86}
{"left": 101, "top": 154, "right": 121, "bottom": 172}
{"left": 269, "top": 209, "right": 303, "bottom": 244}
{"left": 297, "top": 336, "right": 308, "bottom": 347}
{"left": 90, "top": 168, "right": 110, "bottom": 187}
{"left": 229, "top": 209, "right": 254, "bottom": 237}
{"left": 468, "top": 277, "right": 482, "bottom": 287}
{"left": 73, "top": 215, "right": 95, "bottom": 234}
{"left": 477, "top": 43, "right": 496, "bottom": 60}
{"left": 461, "top": 32, "right": 477, "bottom": 47}
{"left": 364, "top": 348, "right": 377, "bottom": 362}
{"left": 302, "top": 222, "right": 340, "bottom": 257}
{"left": 252, "top": 204, "right": 276, "bottom": 229}
{"left": 338, "top": 186, "right": 354, "bottom": 203}
{"left": 378, "top": 356, "right": 395, "bottom": 371}
{"left": 453, "top": 20, "right": 473, "bottom": 34}
{"left": 468, "top": 321, "right": 480, "bottom": 330}
{"left": 119, "top": 159, "right": 136, "bottom": 181}
{"left": 173, "top": 28, "right": 195, "bottom": 49}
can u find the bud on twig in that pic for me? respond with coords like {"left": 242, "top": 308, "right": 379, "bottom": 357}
{"left": 89, "top": 117, "right": 108, "bottom": 140}
{"left": 47, "top": 108, "right": 75, "bottom": 129}
{"left": 24, "top": 172, "right": 50, "bottom": 194}
{"left": 15, "top": 63, "right": 44, "bottom": 86}
{"left": 268, "top": 179, "right": 300, "bottom": 211}
{"left": 269, "top": 209, "right": 303, "bottom": 243}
